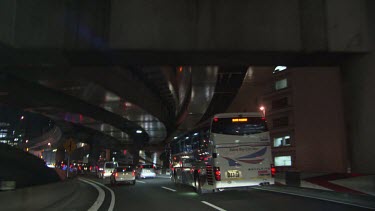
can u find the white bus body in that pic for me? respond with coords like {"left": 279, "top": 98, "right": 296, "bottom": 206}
{"left": 170, "top": 112, "right": 275, "bottom": 194}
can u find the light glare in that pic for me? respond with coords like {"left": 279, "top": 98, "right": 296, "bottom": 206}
{"left": 275, "top": 66, "right": 287, "bottom": 71}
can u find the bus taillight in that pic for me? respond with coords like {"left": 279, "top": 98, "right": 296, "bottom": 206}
{"left": 271, "top": 164, "right": 276, "bottom": 177}
{"left": 214, "top": 167, "right": 221, "bottom": 181}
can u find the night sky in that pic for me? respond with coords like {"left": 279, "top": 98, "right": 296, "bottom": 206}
{"left": 0, "top": 105, "right": 52, "bottom": 138}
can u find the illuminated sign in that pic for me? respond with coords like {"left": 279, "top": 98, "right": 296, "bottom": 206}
{"left": 232, "top": 118, "right": 248, "bottom": 122}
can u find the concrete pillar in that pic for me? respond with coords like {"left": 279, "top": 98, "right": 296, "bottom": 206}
{"left": 340, "top": 0, "right": 375, "bottom": 174}
{"left": 105, "top": 149, "right": 110, "bottom": 161}
{"left": 342, "top": 54, "right": 375, "bottom": 174}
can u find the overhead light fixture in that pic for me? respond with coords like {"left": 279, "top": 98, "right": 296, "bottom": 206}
{"left": 274, "top": 66, "right": 287, "bottom": 73}
{"left": 136, "top": 130, "right": 142, "bottom": 134}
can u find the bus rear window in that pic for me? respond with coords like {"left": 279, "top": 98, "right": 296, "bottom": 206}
{"left": 212, "top": 117, "right": 267, "bottom": 135}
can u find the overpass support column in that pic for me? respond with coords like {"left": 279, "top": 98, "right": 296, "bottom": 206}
{"left": 342, "top": 55, "right": 375, "bottom": 174}
{"left": 129, "top": 147, "right": 138, "bottom": 165}
{"left": 341, "top": 0, "right": 375, "bottom": 174}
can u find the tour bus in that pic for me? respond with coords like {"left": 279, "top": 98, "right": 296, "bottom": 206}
{"left": 169, "top": 112, "right": 275, "bottom": 194}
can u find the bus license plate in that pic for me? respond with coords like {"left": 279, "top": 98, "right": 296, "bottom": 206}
{"left": 226, "top": 170, "right": 240, "bottom": 178}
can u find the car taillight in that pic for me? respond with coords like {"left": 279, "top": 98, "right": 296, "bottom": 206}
{"left": 271, "top": 164, "right": 276, "bottom": 177}
{"left": 115, "top": 173, "right": 118, "bottom": 177}
{"left": 214, "top": 167, "right": 221, "bottom": 181}
{"left": 132, "top": 170, "right": 135, "bottom": 177}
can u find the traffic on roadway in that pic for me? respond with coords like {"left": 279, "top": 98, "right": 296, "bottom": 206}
{"left": 73, "top": 174, "right": 370, "bottom": 211}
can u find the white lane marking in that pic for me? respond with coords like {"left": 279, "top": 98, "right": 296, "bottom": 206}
{"left": 84, "top": 178, "right": 116, "bottom": 211}
{"left": 251, "top": 187, "right": 375, "bottom": 210}
{"left": 161, "top": 186, "right": 177, "bottom": 192}
{"left": 79, "top": 178, "right": 105, "bottom": 211}
{"left": 201, "top": 201, "right": 227, "bottom": 211}
{"left": 136, "top": 180, "right": 146, "bottom": 184}
{"left": 156, "top": 175, "right": 172, "bottom": 179}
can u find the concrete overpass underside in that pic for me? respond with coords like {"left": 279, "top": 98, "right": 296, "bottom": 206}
{"left": 1, "top": 0, "right": 375, "bottom": 173}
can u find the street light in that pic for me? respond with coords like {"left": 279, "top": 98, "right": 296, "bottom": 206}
{"left": 259, "top": 106, "right": 265, "bottom": 117}
{"left": 48, "top": 142, "right": 51, "bottom": 146}
{"left": 20, "top": 116, "right": 24, "bottom": 120}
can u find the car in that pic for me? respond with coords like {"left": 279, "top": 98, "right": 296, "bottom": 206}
{"left": 110, "top": 166, "right": 136, "bottom": 185}
{"left": 136, "top": 164, "right": 156, "bottom": 179}
{"left": 96, "top": 163, "right": 104, "bottom": 178}
{"left": 165, "top": 168, "right": 171, "bottom": 176}
{"left": 102, "top": 161, "right": 118, "bottom": 179}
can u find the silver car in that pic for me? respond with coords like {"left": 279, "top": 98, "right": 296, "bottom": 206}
{"left": 102, "top": 162, "right": 118, "bottom": 179}
{"left": 137, "top": 167, "right": 156, "bottom": 179}
{"left": 110, "top": 166, "right": 136, "bottom": 185}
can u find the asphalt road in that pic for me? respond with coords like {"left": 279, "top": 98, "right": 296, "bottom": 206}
{"left": 81, "top": 175, "right": 371, "bottom": 211}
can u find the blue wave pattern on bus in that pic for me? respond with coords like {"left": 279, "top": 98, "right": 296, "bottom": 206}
{"left": 222, "top": 157, "right": 241, "bottom": 166}
{"left": 223, "top": 147, "right": 267, "bottom": 166}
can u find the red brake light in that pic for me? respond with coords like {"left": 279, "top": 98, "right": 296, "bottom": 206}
{"left": 115, "top": 172, "right": 118, "bottom": 177}
{"left": 214, "top": 167, "right": 221, "bottom": 181}
{"left": 213, "top": 118, "right": 219, "bottom": 122}
{"left": 132, "top": 170, "right": 135, "bottom": 177}
{"left": 271, "top": 164, "right": 276, "bottom": 177}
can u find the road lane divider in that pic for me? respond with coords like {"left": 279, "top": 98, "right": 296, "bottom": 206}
{"left": 201, "top": 201, "right": 227, "bottom": 211}
{"left": 78, "top": 178, "right": 105, "bottom": 211}
{"left": 136, "top": 180, "right": 146, "bottom": 184}
{"left": 83, "top": 178, "right": 116, "bottom": 211}
{"left": 161, "top": 186, "right": 177, "bottom": 192}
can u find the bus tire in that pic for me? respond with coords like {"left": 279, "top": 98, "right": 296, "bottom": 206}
{"left": 173, "top": 172, "right": 179, "bottom": 186}
{"left": 195, "top": 175, "right": 204, "bottom": 195}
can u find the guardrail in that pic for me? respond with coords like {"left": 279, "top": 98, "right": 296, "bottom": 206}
{"left": 0, "top": 179, "right": 78, "bottom": 210}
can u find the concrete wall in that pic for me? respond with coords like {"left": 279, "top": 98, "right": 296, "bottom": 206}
{"left": 110, "top": 0, "right": 301, "bottom": 51}
{"left": 293, "top": 68, "right": 347, "bottom": 173}
{"left": 342, "top": 55, "right": 375, "bottom": 174}
{"left": 0, "top": 0, "right": 369, "bottom": 53}
{"left": 326, "top": 0, "right": 369, "bottom": 52}
{"left": 340, "top": 0, "right": 375, "bottom": 174}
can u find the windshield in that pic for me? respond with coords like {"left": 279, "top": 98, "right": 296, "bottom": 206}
{"left": 140, "top": 165, "right": 153, "bottom": 169}
{"left": 105, "top": 163, "right": 116, "bottom": 168}
{"left": 116, "top": 167, "right": 133, "bottom": 172}
{"left": 212, "top": 117, "right": 268, "bottom": 135}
